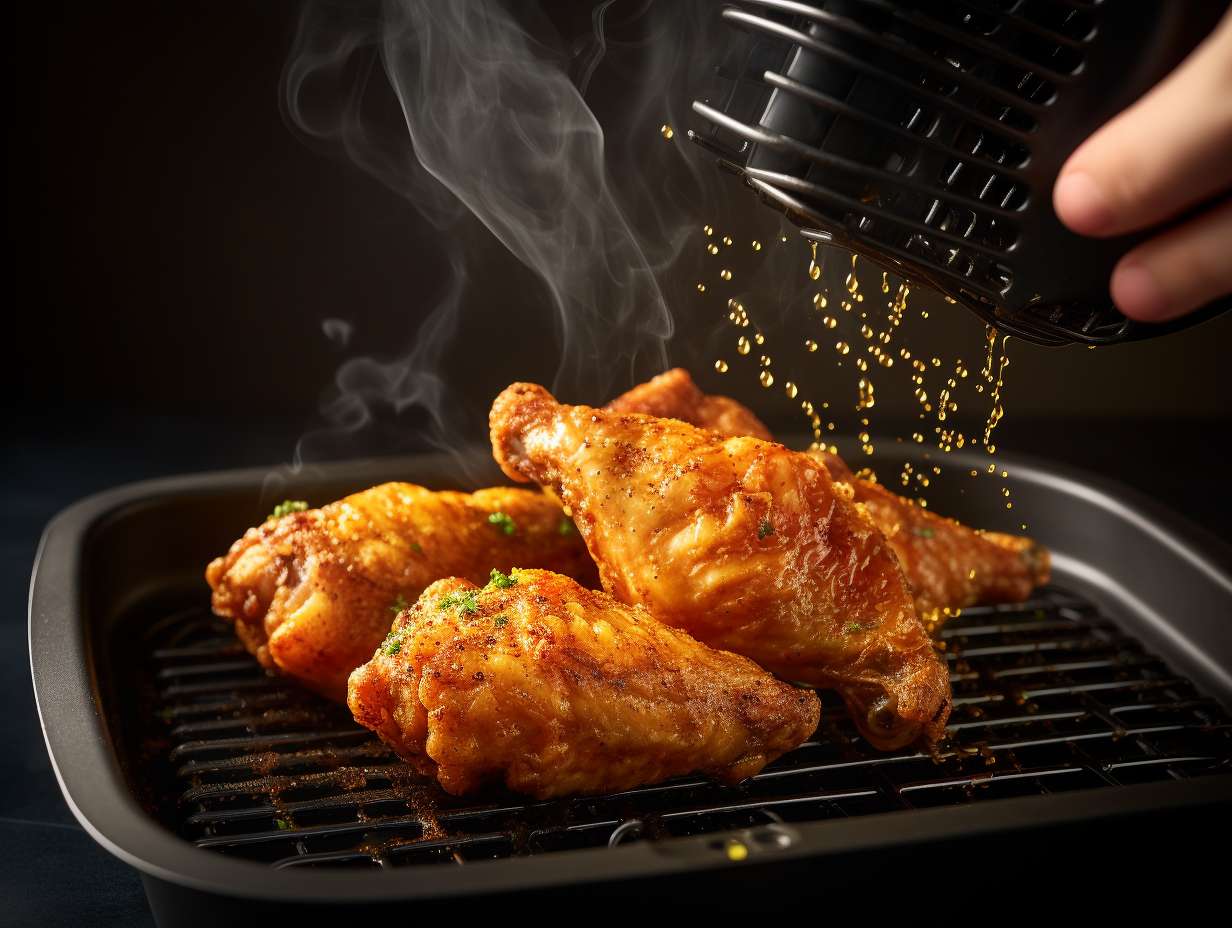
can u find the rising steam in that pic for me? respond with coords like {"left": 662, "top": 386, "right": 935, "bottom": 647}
{"left": 281, "top": 0, "right": 711, "bottom": 479}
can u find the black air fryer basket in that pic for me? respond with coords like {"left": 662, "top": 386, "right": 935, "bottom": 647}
{"left": 29, "top": 448, "right": 1232, "bottom": 923}
{"left": 690, "top": 0, "right": 1232, "bottom": 345}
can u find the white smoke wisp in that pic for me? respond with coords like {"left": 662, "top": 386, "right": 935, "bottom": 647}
{"left": 279, "top": 0, "right": 685, "bottom": 489}
{"left": 376, "top": 0, "right": 673, "bottom": 400}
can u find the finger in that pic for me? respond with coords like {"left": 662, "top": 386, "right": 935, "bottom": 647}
{"left": 1053, "top": 10, "right": 1232, "bottom": 238}
{"left": 1110, "top": 198, "right": 1232, "bottom": 322}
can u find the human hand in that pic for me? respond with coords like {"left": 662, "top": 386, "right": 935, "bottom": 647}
{"left": 1052, "top": 8, "right": 1232, "bottom": 323}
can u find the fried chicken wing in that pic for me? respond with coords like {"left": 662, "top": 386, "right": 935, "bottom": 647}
{"left": 490, "top": 383, "right": 951, "bottom": 749}
{"left": 206, "top": 483, "right": 597, "bottom": 700}
{"left": 348, "top": 569, "right": 820, "bottom": 798}
{"left": 608, "top": 368, "right": 1049, "bottom": 613}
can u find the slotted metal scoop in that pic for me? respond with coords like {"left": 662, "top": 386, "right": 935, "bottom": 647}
{"left": 691, "top": 0, "right": 1231, "bottom": 345}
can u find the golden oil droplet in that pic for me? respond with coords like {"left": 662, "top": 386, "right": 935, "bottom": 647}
{"left": 751, "top": 240, "right": 762, "bottom": 251}
{"left": 805, "top": 338, "right": 818, "bottom": 352}
{"left": 660, "top": 124, "right": 674, "bottom": 140}
{"left": 900, "top": 348, "right": 911, "bottom": 360}
{"left": 970, "top": 469, "right": 978, "bottom": 477}
{"left": 704, "top": 224, "right": 714, "bottom": 236}
{"left": 988, "top": 463, "right": 996, "bottom": 474}
{"left": 707, "top": 243, "right": 719, "bottom": 255}
{"left": 856, "top": 358, "right": 868, "bottom": 372}
{"left": 835, "top": 341, "right": 850, "bottom": 355}
{"left": 813, "top": 293, "right": 828, "bottom": 310}
{"left": 720, "top": 268, "right": 732, "bottom": 281}
{"left": 809, "top": 263, "right": 821, "bottom": 280}
{"left": 1001, "top": 470, "right": 1009, "bottom": 478}
{"left": 931, "top": 357, "right": 941, "bottom": 367}
{"left": 784, "top": 381, "right": 798, "bottom": 399}
{"left": 754, "top": 332, "right": 765, "bottom": 345}
{"left": 696, "top": 282, "right": 706, "bottom": 293}
{"left": 780, "top": 233, "right": 788, "bottom": 243}
{"left": 759, "top": 370, "right": 774, "bottom": 388}
{"left": 823, "top": 315, "right": 837, "bottom": 329}
{"left": 860, "top": 324, "right": 873, "bottom": 339}
{"left": 736, "top": 336, "right": 750, "bottom": 355}
{"left": 759, "top": 354, "right": 771, "bottom": 367}
{"left": 714, "top": 359, "right": 729, "bottom": 373}
{"left": 721, "top": 235, "right": 732, "bottom": 247}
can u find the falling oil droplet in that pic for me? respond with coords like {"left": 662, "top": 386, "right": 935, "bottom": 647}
{"left": 736, "top": 337, "right": 750, "bottom": 355}
{"left": 751, "top": 240, "right": 762, "bottom": 251}
{"left": 805, "top": 338, "right": 818, "bottom": 352}
{"left": 696, "top": 283, "right": 706, "bottom": 293}
{"left": 784, "top": 381, "right": 798, "bottom": 399}
{"left": 759, "top": 354, "right": 771, "bottom": 367}
{"left": 822, "top": 315, "right": 837, "bottom": 329}
{"left": 714, "top": 359, "right": 729, "bottom": 373}
{"left": 721, "top": 235, "right": 733, "bottom": 247}
{"left": 660, "top": 124, "right": 674, "bottom": 140}
{"left": 704, "top": 224, "right": 714, "bottom": 236}
{"left": 707, "top": 243, "right": 719, "bottom": 255}
{"left": 759, "top": 370, "right": 775, "bottom": 388}
{"left": 835, "top": 341, "right": 850, "bottom": 355}
{"left": 754, "top": 332, "right": 765, "bottom": 345}
{"left": 813, "top": 293, "right": 828, "bottom": 310}
{"left": 720, "top": 269, "right": 732, "bottom": 281}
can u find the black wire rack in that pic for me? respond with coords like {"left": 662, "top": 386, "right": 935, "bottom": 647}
{"left": 135, "top": 586, "right": 1232, "bottom": 871}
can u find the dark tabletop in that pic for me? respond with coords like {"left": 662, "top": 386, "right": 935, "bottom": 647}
{"left": 4, "top": 413, "right": 1229, "bottom": 925}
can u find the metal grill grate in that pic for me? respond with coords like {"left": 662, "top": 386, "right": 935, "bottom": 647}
{"left": 136, "top": 587, "right": 1232, "bottom": 870}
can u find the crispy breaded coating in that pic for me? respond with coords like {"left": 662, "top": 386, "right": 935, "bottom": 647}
{"left": 608, "top": 368, "right": 1049, "bottom": 613}
{"left": 490, "top": 383, "right": 951, "bottom": 750}
{"left": 348, "top": 569, "right": 820, "bottom": 798}
{"left": 206, "top": 483, "right": 597, "bottom": 700}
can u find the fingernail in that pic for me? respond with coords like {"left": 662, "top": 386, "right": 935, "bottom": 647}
{"left": 1054, "top": 172, "right": 1114, "bottom": 235}
{"left": 1111, "top": 261, "right": 1170, "bottom": 321}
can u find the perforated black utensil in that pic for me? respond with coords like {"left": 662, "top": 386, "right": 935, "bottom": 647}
{"left": 691, "top": 0, "right": 1231, "bottom": 345}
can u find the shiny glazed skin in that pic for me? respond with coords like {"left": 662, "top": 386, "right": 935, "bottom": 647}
{"left": 490, "top": 383, "right": 951, "bottom": 749}
{"left": 608, "top": 368, "right": 1050, "bottom": 614}
{"left": 206, "top": 482, "right": 598, "bottom": 700}
{"left": 348, "top": 569, "right": 820, "bottom": 798}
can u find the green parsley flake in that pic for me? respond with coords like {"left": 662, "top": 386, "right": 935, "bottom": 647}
{"left": 487, "top": 569, "right": 517, "bottom": 590}
{"left": 384, "top": 638, "right": 403, "bottom": 656}
{"left": 912, "top": 527, "right": 934, "bottom": 539}
{"left": 274, "top": 817, "right": 293, "bottom": 831}
{"left": 758, "top": 519, "right": 774, "bottom": 539}
{"left": 389, "top": 594, "right": 409, "bottom": 614}
{"left": 844, "top": 621, "right": 870, "bottom": 634}
{"left": 269, "top": 500, "right": 308, "bottom": 520}
{"left": 493, "top": 615, "right": 509, "bottom": 628}
{"left": 558, "top": 518, "right": 576, "bottom": 536}
{"left": 488, "top": 511, "right": 516, "bottom": 535}
{"left": 439, "top": 590, "right": 480, "bottom": 614}
{"left": 410, "top": 542, "right": 424, "bottom": 555}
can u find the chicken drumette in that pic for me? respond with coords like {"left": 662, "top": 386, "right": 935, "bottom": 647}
{"left": 206, "top": 483, "right": 597, "bottom": 700}
{"left": 490, "top": 383, "right": 951, "bottom": 749}
{"left": 607, "top": 369, "right": 1049, "bottom": 613}
{"left": 348, "top": 569, "right": 820, "bottom": 798}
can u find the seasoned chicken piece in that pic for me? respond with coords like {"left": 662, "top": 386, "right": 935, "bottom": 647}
{"left": 809, "top": 452, "right": 1049, "bottom": 613}
{"left": 206, "top": 483, "right": 597, "bottom": 700}
{"left": 608, "top": 368, "right": 1050, "bottom": 613}
{"left": 606, "top": 367, "right": 774, "bottom": 441}
{"left": 490, "top": 383, "right": 951, "bottom": 749}
{"left": 349, "top": 569, "right": 820, "bottom": 798}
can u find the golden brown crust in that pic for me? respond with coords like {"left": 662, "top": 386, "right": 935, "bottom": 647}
{"left": 810, "top": 452, "right": 1051, "bottom": 612}
{"left": 206, "top": 483, "right": 597, "bottom": 700}
{"left": 348, "top": 569, "right": 820, "bottom": 798}
{"left": 606, "top": 368, "right": 774, "bottom": 441}
{"left": 490, "top": 383, "right": 951, "bottom": 750}
{"left": 607, "top": 368, "right": 1049, "bottom": 613}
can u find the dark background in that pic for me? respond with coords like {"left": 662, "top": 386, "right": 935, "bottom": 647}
{"left": 6, "top": 2, "right": 1230, "bottom": 924}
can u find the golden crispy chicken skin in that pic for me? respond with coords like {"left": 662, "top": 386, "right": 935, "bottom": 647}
{"left": 490, "top": 383, "right": 951, "bottom": 749}
{"left": 606, "top": 368, "right": 774, "bottom": 441}
{"left": 348, "top": 569, "right": 820, "bottom": 798}
{"left": 206, "top": 483, "right": 597, "bottom": 700}
{"left": 810, "top": 452, "right": 1049, "bottom": 613}
{"left": 609, "top": 368, "right": 1049, "bottom": 613}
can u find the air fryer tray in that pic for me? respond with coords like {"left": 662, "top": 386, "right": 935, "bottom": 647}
{"left": 30, "top": 446, "right": 1232, "bottom": 921}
